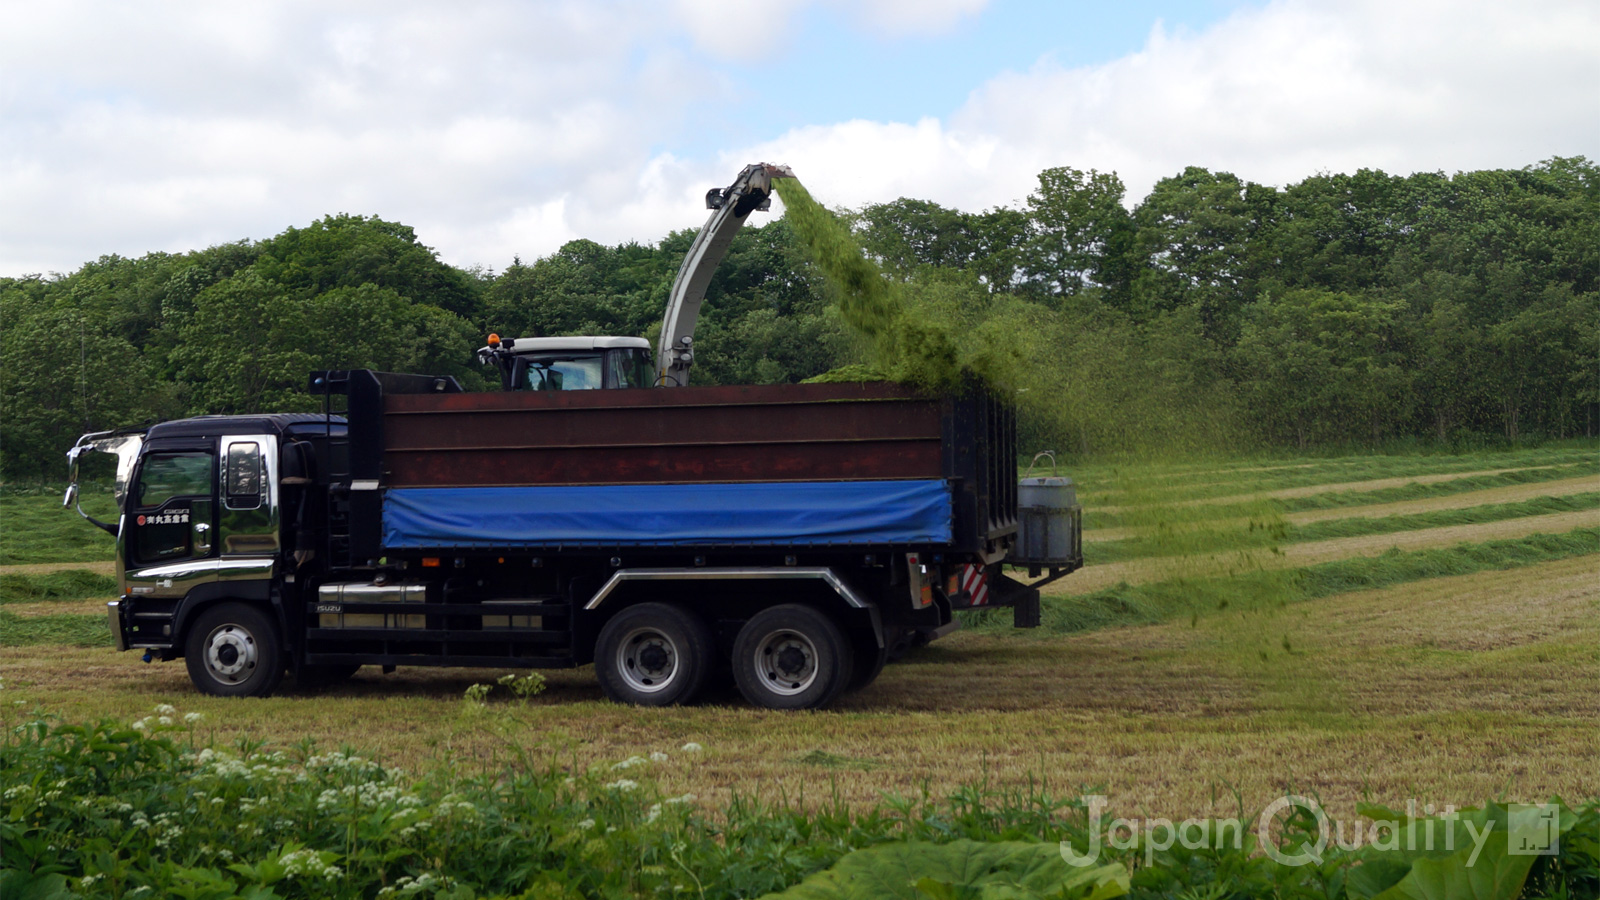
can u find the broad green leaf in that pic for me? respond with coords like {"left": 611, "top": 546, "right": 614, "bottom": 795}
{"left": 0, "top": 870, "right": 75, "bottom": 900}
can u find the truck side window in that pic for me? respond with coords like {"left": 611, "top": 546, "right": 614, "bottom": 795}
{"left": 224, "top": 442, "right": 263, "bottom": 509}
{"left": 136, "top": 453, "right": 212, "bottom": 509}
{"left": 133, "top": 452, "right": 212, "bottom": 562}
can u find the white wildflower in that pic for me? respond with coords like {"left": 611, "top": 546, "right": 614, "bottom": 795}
{"left": 153, "top": 703, "right": 177, "bottom": 715}
{"left": 649, "top": 751, "right": 669, "bottom": 763}
{"left": 379, "top": 872, "right": 450, "bottom": 896}
{"left": 681, "top": 742, "right": 703, "bottom": 752}
{"left": 184, "top": 712, "right": 204, "bottom": 724}
{"left": 610, "top": 755, "right": 647, "bottom": 771}
{"left": 576, "top": 818, "right": 596, "bottom": 830}
{"left": 280, "top": 848, "right": 342, "bottom": 880}
{"left": 605, "top": 778, "right": 638, "bottom": 792}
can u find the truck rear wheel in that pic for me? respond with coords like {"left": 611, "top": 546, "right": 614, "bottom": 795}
{"left": 184, "top": 602, "right": 284, "bottom": 698}
{"left": 595, "top": 603, "right": 715, "bottom": 706}
{"left": 847, "top": 637, "right": 889, "bottom": 693}
{"left": 732, "top": 604, "right": 853, "bottom": 710}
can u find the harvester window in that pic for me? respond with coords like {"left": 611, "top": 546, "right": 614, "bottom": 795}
{"left": 525, "top": 356, "right": 602, "bottom": 391}
{"left": 609, "top": 348, "right": 654, "bottom": 388}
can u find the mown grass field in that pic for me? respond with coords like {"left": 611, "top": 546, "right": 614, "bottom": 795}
{"left": 5, "top": 444, "right": 1596, "bottom": 830}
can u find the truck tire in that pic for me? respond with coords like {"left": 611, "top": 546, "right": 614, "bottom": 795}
{"left": 732, "top": 604, "right": 853, "bottom": 710}
{"left": 594, "top": 603, "right": 715, "bottom": 706}
{"left": 184, "top": 602, "right": 285, "bottom": 698}
{"left": 847, "top": 638, "right": 889, "bottom": 693}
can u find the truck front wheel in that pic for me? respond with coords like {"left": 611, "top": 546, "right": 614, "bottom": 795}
{"left": 594, "top": 603, "right": 715, "bottom": 706}
{"left": 184, "top": 602, "right": 285, "bottom": 698}
{"left": 732, "top": 604, "right": 853, "bottom": 710}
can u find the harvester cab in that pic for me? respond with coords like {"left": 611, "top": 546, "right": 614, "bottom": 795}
{"left": 478, "top": 162, "right": 794, "bottom": 390}
{"left": 477, "top": 335, "right": 654, "bottom": 391}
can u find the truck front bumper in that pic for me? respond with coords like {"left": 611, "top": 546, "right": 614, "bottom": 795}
{"left": 107, "top": 600, "right": 128, "bottom": 652}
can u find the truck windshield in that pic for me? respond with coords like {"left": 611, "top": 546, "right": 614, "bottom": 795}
{"left": 523, "top": 356, "right": 602, "bottom": 391}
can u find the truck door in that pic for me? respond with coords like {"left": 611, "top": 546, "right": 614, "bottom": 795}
{"left": 124, "top": 447, "right": 217, "bottom": 591}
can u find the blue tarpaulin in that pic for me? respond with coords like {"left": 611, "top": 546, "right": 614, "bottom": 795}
{"left": 382, "top": 480, "right": 953, "bottom": 549}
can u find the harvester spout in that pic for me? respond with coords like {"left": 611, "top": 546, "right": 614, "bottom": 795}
{"left": 657, "top": 162, "right": 795, "bottom": 387}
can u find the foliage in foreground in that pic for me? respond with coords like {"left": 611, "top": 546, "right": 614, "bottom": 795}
{"left": 2, "top": 708, "right": 1595, "bottom": 899}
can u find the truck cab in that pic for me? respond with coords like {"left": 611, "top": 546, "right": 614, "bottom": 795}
{"left": 478, "top": 336, "right": 655, "bottom": 391}
{"left": 68, "top": 414, "right": 345, "bottom": 691}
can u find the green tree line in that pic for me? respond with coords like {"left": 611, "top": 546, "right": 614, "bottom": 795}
{"left": 2, "top": 158, "right": 1594, "bottom": 478}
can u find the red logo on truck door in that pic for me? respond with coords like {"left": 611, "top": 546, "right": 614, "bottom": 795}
{"left": 136, "top": 512, "right": 188, "bottom": 526}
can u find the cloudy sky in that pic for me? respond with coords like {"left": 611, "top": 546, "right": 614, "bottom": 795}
{"left": 3, "top": 0, "right": 1596, "bottom": 277}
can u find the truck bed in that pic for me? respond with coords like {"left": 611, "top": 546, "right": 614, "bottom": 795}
{"left": 332, "top": 374, "right": 1018, "bottom": 559}
{"left": 379, "top": 381, "right": 945, "bottom": 486}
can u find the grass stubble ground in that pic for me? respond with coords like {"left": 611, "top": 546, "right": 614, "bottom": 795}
{"left": 2, "top": 448, "right": 1597, "bottom": 825}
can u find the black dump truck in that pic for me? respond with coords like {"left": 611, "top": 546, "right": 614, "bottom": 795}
{"left": 66, "top": 371, "right": 1082, "bottom": 709}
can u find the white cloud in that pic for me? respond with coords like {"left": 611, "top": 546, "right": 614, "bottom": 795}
{"left": 728, "top": 0, "right": 1599, "bottom": 215}
{"left": 1, "top": 0, "right": 1594, "bottom": 277}
{"left": 847, "top": 0, "right": 991, "bottom": 37}
{"left": 673, "top": 0, "right": 813, "bottom": 61}
{"left": 672, "top": 0, "right": 990, "bottom": 60}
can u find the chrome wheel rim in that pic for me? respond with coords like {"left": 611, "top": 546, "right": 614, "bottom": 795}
{"left": 617, "top": 627, "right": 680, "bottom": 694}
{"left": 752, "top": 629, "right": 818, "bottom": 697}
{"left": 202, "top": 623, "right": 258, "bottom": 684}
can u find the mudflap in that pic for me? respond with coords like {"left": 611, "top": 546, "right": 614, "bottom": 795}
{"left": 990, "top": 570, "right": 1042, "bottom": 629}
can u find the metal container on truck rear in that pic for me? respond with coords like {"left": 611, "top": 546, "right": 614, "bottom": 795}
{"left": 1014, "top": 476, "right": 1080, "bottom": 567}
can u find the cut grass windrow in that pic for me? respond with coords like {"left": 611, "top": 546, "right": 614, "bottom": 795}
{"left": 0, "top": 569, "right": 119, "bottom": 604}
{"left": 976, "top": 526, "right": 1600, "bottom": 636}
{"left": 1279, "top": 463, "right": 1599, "bottom": 512}
{"left": 1072, "top": 446, "right": 1596, "bottom": 498}
{"left": 0, "top": 484, "right": 119, "bottom": 566}
{"left": 0, "top": 609, "right": 112, "bottom": 647}
{"left": 1085, "top": 461, "right": 1598, "bottom": 529}
{"left": 1088, "top": 492, "right": 1600, "bottom": 563}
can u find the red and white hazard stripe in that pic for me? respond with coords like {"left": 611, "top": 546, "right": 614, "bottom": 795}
{"left": 960, "top": 563, "right": 990, "bottom": 607}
